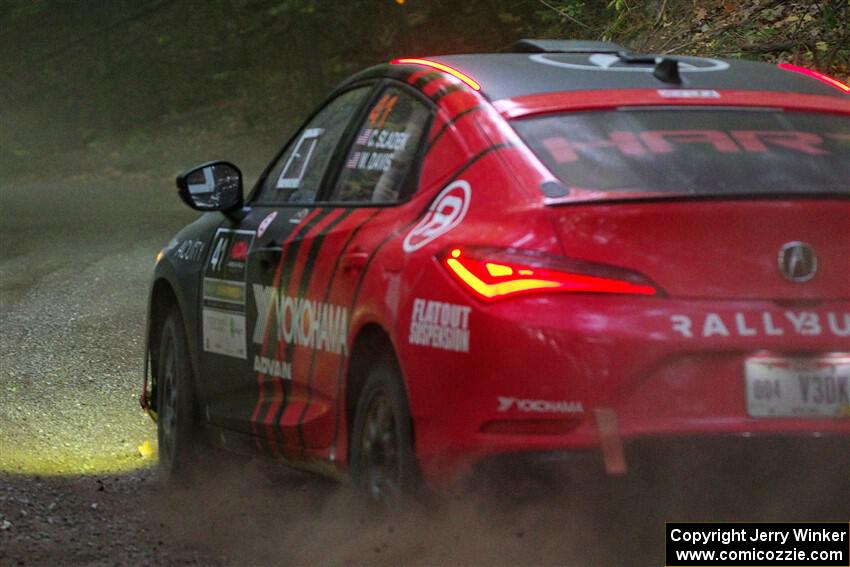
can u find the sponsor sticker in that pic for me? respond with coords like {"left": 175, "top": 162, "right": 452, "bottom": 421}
{"left": 253, "top": 355, "right": 292, "bottom": 380}
{"left": 202, "top": 309, "right": 247, "bottom": 359}
{"left": 497, "top": 396, "right": 584, "bottom": 414}
{"left": 658, "top": 89, "right": 720, "bottom": 98}
{"left": 257, "top": 211, "right": 278, "bottom": 238}
{"left": 173, "top": 239, "right": 205, "bottom": 262}
{"left": 277, "top": 128, "right": 324, "bottom": 189}
{"left": 252, "top": 284, "right": 350, "bottom": 356}
{"left": 402, "top": 180, "right": 471, "bottom": 253}
{"left": 408, "top": 298, "right": 471, "bottom": 352}
{"left": 207, "top": 229, "right": 255, "bottom": 280}
{"left": 202, "top": 229, "right": 255, "bottom": 359}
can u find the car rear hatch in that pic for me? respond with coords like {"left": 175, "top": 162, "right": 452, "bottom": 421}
{"left": 512, "top": 106, "right": 850, "bottom": 300}
{"left": 547, "top": 199, "right": 849, "bottom": 300}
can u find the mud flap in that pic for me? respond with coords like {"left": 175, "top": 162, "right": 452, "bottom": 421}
{"left": 595, "top": 408, "right": 626, "bottom": 475}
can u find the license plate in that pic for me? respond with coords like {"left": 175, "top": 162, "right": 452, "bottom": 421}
{"left": 745, "top": 355, "right": 850, "bottom": 418}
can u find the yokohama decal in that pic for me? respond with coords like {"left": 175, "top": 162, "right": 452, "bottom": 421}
{"left": 402, "top": 180, "right": 471, "bottom": 253}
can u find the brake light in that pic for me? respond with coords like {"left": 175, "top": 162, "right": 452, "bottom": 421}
{"left": 778, "top": 63, "right": 850, "bottom": 93}
{"left": 442, "top": 247, "right": 658, "bottom": 301}
{"left": 390, "top": 58, "right": 482, "bottom": 91}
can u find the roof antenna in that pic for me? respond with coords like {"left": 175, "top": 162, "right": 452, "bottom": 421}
{"left": 653, "top": 58, "right": 682, "bottom": 84}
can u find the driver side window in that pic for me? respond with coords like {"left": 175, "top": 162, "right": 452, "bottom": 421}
{"left": 257, "top": 86, "right": 371, "bottom": 204}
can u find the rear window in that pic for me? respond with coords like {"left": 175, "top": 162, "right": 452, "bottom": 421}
{"left": 513, "top": 109, "right": 850, "bottom": 199}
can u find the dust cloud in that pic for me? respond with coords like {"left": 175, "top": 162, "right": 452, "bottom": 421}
{"left": 144, "top": 441, "right": 849, "bottom": 566}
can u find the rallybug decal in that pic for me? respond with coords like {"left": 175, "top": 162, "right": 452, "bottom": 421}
{"left": 409, "top": 298, "right": 471, "bottom": 352}
{"left": 402, "top": 180, "right": 471, "bottom": 253}
{"left": 671, "top": 311, "right": 850, "bottom": 338}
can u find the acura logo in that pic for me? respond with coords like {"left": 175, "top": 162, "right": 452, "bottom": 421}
{"left": 778, "top": 242, "right": 817, "bottom": 282}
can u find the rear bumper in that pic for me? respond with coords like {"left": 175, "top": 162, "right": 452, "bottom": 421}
{"left": 464, "top": 433, "right": 850, "bottom": 495}
{"left": 398, "top": 294, "right": 850, "bottom": 487}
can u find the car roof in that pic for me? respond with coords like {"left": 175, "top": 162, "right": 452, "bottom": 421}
{"left": 346, "top": 44, "right": 850, "bottom": 103}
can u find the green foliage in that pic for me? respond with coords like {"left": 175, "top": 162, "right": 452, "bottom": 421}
{"left": 0, "top": 0, "right": 846, "bottom": 180}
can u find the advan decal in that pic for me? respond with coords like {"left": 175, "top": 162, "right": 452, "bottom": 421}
{"left": 402, "top": 180, "right": 471, "bottom": 253}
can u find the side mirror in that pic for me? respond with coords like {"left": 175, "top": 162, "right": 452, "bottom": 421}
{"left": 176, "top": 161, "right": 243, "bottom": 212}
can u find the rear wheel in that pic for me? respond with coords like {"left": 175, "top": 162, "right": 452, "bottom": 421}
{"left": 156, "top": 308, "right": 197, "bottom": 482}
{"left": 350, "top": 358, "right": 418, "bottom": 502}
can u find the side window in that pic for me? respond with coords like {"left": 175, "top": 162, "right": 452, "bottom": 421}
{"left": 329, "top": 86, "right": 432, "bottom": 204}
{"left": 257, "top": 86, "right": 371, "bottom": 204}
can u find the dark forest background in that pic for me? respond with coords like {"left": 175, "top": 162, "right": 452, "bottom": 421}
{"left": 1, "top": 0, "right": 847, "bottom": 185}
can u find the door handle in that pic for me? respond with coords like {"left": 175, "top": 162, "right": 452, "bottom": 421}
{"left": 255, "top": 247, "right": 281, "bottom": 272}
{"left": 341, "top": 251, "right": 370, "bottom": 272}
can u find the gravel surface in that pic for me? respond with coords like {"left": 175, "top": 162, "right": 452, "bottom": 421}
{"left": 1, "top": 171, "right": 847, "bottom": 566}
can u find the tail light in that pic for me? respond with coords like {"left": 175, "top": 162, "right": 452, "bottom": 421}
{"left": 442, "top": 247, "right": 659, "bottom": 301}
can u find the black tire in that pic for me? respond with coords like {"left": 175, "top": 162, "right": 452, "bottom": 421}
{"left": 350, "top": 357, "right": 418, "bottom": 502}
{"left": 156, "top": 307, "right": 197, "bottom": 482}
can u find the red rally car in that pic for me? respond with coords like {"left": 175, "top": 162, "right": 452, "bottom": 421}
{"left": 141, "top": 39, "right": 850, "bottom": 499}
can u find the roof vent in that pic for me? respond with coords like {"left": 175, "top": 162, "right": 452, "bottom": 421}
{"left": 620, "top": 53, "right": 684, "bottom": 84}
{"left": 512, "top": 39, "right": 626, "bottom": 54}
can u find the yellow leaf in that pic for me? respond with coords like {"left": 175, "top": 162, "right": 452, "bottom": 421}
{"left": 816, "top": 41, "right": 829, "bottom": 52}
{"left": 137, "top": 440, "right": 156, "bottom": 459}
